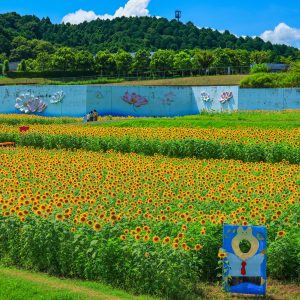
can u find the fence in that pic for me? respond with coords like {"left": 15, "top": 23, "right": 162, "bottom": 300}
{"left": 7, "top": 66, "right": 251, "bottom": 82}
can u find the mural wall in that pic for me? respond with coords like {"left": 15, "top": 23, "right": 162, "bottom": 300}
{"left": 0, "top": 85, "right": 299, "bottom": 117}
{"left": 0, "top": 85, "right": 87, "bottom": 117}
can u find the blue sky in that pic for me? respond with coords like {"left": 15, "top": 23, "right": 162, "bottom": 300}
{"left": 1, "top": 0, "right": 300, "bottom": 47}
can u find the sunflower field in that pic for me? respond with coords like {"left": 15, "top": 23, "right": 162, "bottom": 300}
{"left": 0, "top": 114, "right": 299, "bottom": 298}
{"left": 0, "top": 145, "right": 299, "bottom": 298}
{"left": 0, "top": 123, "right": 300, "bottom": 164}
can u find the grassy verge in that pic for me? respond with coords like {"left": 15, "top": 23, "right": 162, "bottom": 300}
{"left": 0, "top": 77, "right": 51, "bottom": 85}
{"left": 96, "top": 111, "right": 300, "bottom": 129}
{"left": 0, "top": 75, "right": 245, "bottom": 86}
{"left": 0, "top": 77, "right": 124, "bottom": 86}
{"left": 112, "top": 75, "right": 246, "bottom": 86}
{"left": 0, "top": 267, "right": 299, "bottom": 300}
{"left": 0, "top": 266, "right": 155, "bottom": 300}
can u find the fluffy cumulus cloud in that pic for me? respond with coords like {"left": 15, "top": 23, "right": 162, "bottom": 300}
{"left": 62, "top": 0, "right": 151, "bottom": 24}
{"left": 260, "top": 23, "right": 300, "bottom": 48}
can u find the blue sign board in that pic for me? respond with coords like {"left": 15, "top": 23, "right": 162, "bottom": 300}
{"left": 222, "top": 225, "right": 267, "bottom": 295}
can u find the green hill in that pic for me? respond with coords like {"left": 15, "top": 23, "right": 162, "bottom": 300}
{"left": 0, "top": 12, "right": 298, "bottom": 59}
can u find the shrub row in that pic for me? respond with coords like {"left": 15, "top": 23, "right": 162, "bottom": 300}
{"left": 0, "top": 133, "right": 299, "bottom": 164}
{"left": 240, "top": 72, "right": 300, "bottom": 88}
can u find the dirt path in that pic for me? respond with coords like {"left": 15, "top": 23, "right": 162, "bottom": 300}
{"left": 0, "top": 268, "right": 126, "bottom": 300}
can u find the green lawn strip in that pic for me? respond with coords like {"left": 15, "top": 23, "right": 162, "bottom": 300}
{"left": 111, "top": 75, "right": 246, "bottom": 86}
{"left": 0, "top": 75, "right": 245, "bottom": 86}
{"left": 95, "top": 112, "right": 300, "bottom": 129}
{"left": 0, "top": 267, "right": 156, "bottom": 300}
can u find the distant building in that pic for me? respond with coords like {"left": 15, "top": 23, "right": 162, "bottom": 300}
{"left": 9, "top": 61, "right": 20, "bottom": 71}
{"left": 251, "top": 63, "right": 289, "bottom": 73}
{"left": 266, "top": 63, "right": 290, "bottom": 73}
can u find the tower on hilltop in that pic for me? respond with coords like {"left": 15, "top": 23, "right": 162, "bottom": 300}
{"left": 175, "top": 10, "right": 182, "bottom": 22}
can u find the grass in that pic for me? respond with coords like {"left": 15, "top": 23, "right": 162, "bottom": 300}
{"left": 0, "top": 77, "right": 124, "bottom": 86}
{"left": 0, "top": 75, "right": 245, "bottom": 86}
{"left": 0, "top": 77, "right": 51, "bottom": 85}
{"left": 112, "top": 75, "right": 247, "bottom": 86}
{"left": 0, "top": 267, "right": 299, "bottom": 300}
{"left": 95, "top": 111, "right": 300, "bottom": 129}
{"left": 0, "top": 267, "right": 155, "bottom": 300}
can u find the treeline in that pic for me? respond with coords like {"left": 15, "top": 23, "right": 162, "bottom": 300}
{"left": 2, "top": 47, "right": 285, "bottom": 77}
{"left": 0, "top": 12, "right": 299, "bottom": 62}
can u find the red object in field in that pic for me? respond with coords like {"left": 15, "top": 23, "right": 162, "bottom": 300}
{"left": 19, "top": 126, "right": 30, "bottom": 133}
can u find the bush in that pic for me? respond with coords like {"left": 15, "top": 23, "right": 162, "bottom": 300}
{"left": 250, "top": 64, "right": 268, "bottom": 74}
{"left": 240, "top": 72, "right": 300, "bottom": 88}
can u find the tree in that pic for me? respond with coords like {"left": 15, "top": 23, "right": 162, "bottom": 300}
{"left": 17, "top": 60, "right": 27, "bottom": 72}
{"left": 150, "top": 49, "right": 175, "bottom": 74}
{"left": 24, "top": 59, "right": 38, "bottom": 71}
{"left": 133, "top": 49, "right": 151, "bottom": 73}
{"left": 35, "top": 52, "right": 52, "bottom": 71}
{"left": 95, "top": 50, "right": 116, "bottom": 75}
{"left": 173, "top": 51, "right": 192, "bottom": 75}
{"left": 250, "top": 51, "right": 272, "bottom": 64}
{"left": 212, "top": 48, "right": 232, "bottom": 68}
{"left": 74, "top": 50, "right": 94, "bottom": 71}
{"left": 0, "top": 53, "right": 6, "bottom": 64}
{"left": 32, "top": 39, "right": 55, "bottom": 56}
{"left": 2, "top": 59, "right": 9, "bottom": 75}
{"left": 51, "top": 47, "right": 76, "bottom": 71}
{"left": 192, "top": 50, "right": 215, "bottom": 70}
{"left": 10, "top": 45, "right": 35, "bottom": 61}
{"left": 114, "top": 50, "right": 133, "bottom": 75}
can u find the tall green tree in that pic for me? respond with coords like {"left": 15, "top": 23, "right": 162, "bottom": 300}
{"left": 35, "top": 52, "right": 52, "bottom": 71}
{"left": 133, "top": 49, "right": 151, "bottom": 72}
{"left": 212, "top": 48, "right": 232, "bottom": 68}
{"left": 173, "top": 51, "right": 192, "bottom": 75}
{"left": 51, "top": 47, "right": 76, "bottom": 71}
{"left": 17, "top": 60, "right": 27, "bottom": 71}
{"left": 250, "top": 50, "right": 272, "bottom": 64}
{"left": 74, "top": 50, "right": 94, "bottom": 71}
{"left": 0, "top": 53, "right": 6, "bottom": 64}
{"left": 2, "top": 59, "right": 9, "bottom": 75}
{"left": 192, "top": 50, "right": 215, "bottom": 70}
{"left": 150, "top": 49, "right": 175, "bottom": 73}
{"left": 95, "top": 50, "right": 116, "bottom": 75}
{"left": 114, "top": 50, "right": 133, "bottom": 75}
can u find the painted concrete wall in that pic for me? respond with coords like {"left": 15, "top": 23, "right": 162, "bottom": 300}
{"left": 0, "top": 85, "right": 87, "bottom": 117}
{"left": 87, "top": 85, "right": 238, "bottom": 116}
{"left": 239, "top": 88, "right": 300, "bottom": 110}
{"left": 0, "top": 85, "right": 299, "bottom": 117}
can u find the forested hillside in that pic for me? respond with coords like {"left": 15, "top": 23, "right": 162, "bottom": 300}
{"left": 0, "top": 12, "right": 298, "bottom": 61}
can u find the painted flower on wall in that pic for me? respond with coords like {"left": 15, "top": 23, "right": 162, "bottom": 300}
{"left": 161, "top": 92, "right": 176, "bottom": 106}
{"left": 122, "top": 91, "right": 148, "bottom": 107}
{"left": 50, "top": 91, "right": 65, "bottom": 104}
{"left": 15, "top": 93, "right": 47, "bottom": 113}
{"left": 200, "top": 92, "right": 212, "bottom": 102}
{"left": 220, "top": 91, "right": 233, "bottom": 104}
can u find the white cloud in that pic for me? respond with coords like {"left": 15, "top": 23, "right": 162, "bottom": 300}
{"left": 260, "top": 23, "right": 300, "bottom": 48}
{"left": 62, "top": 0, "right": 151, "bottom": 24}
